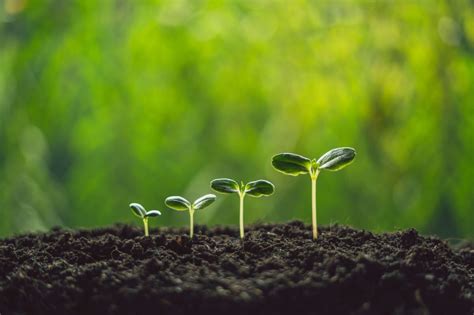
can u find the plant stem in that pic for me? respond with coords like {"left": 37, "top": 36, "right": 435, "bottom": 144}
{"left": 143, "top": 218, "right": 149, "bottom": 237}
{"left": 189, "top": 209, "right": 194, "bottom": 238}
{"left": 239, "top": 192, "right": 245, "bottom": 239}
{"left": 311, "top": 170, "right": 320, "bottom": 240}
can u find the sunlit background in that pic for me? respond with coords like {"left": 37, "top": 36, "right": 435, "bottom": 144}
{"left": 0, "top": 0, "right": 473, "bottom": 238}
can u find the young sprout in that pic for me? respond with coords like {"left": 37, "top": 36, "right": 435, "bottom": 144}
{"left": 210, "top": 179, "right": 274, "bottom": 239}
{"left": 165, "top": 194, "right": 216, "bottom": 238}
{"left": 129, "top": 203, "right": 162, "bottom": 237}
{"left": 272, "top": 147, "right": 356, "bottom": 240}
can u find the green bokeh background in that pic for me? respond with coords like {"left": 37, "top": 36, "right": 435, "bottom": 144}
{"left": 0, "top": 0, "right": 473, "bottom": 238}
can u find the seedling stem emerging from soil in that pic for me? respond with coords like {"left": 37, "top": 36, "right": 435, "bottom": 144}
{"left": 211, "top": 179, "right": 274, "bottom": 238}
{"left": 165, "top": 194, "right": 216, "bottom": 238}
{"left": 129, "top": 203, "right": 162, "bottom": 236}
{"left": 272, "top": 147, "right": 356, "bottom": 240}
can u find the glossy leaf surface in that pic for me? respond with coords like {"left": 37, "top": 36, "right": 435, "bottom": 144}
{"left": 272, "top": 153, "right": 311, "bottom": 176}
{"left": 245, "top": 180, "right": 275, "bottom": 197}
{"left": 193, "top": 194, "right": 216, "bottom": 210}
{"left": 317, "top": 147, "right": 356, "bottom": 171}
{"left": 165, "top": 196, "right": 191, "bottom": 211}
{"left": 130, "top": 203, "right": 146, "bottom": 218}
{"left": 145, "top": 210, "right": 162, "bottom": 217}
{"left": 211, "top": 178, "right": 240, "bottom": 194}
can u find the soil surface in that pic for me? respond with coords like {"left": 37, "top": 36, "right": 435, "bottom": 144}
{"left": 0, "top": 221, "right": 472, "bottom": 315}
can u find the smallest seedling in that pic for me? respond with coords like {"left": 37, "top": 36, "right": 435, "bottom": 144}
{"left": 129, "top": 203, "right": 162, "bottom": 236}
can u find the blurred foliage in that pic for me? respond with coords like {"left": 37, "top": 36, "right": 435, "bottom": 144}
{"left": 0, "top": 0, "right": 473, "bottom": 238}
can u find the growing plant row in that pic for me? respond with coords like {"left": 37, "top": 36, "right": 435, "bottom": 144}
{"left": 130, "top": 147, "right": 356, "bottom": 240}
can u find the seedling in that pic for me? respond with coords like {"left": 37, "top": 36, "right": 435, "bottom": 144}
{"left": 165, "top": 194, "right": 216, "bottom": 238}
{"left": 272, "top": 147, "right": 356, "bottom": 240}
{"left": 129, "top": 203, "right": 162, "bottom": 236}
{"left": 210, "top": 178, "right": 274, "bottom": 239}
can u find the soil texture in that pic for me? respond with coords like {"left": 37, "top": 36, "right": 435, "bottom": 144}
{"left": 0, "top": 221, "right": 472, "bottom": 315}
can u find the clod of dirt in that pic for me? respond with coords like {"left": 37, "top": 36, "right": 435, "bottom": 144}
{"left": 0, "top": 222, "right": 472, "bottom": 315}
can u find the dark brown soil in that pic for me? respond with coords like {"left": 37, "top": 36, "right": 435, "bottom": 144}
{"left": 0, "top": 221, "right": 472, "bottom": 315}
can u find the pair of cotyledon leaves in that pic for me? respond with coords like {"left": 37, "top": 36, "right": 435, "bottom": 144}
{"left": 165, "top": 194, "right": 217, "bottom": 211}
{"left": 130, "top": 203, "right": 162, "bottom": 219}
{"left": 272, "top": 147, "right": 356, "bottom": 176}
{"left": 210, "top": 179, "right": 275, "bottom": 197}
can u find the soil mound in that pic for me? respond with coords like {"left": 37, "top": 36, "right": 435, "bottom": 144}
{"left": 0, "top": 222, "right": 472, "bottom": 314}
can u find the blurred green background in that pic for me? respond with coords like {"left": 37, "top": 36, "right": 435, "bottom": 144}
{"left": 0, "top": 0, "right": 473, "bottom": 238}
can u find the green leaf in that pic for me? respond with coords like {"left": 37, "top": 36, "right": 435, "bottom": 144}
{"left": 165, "top": 196, "right": 191, "bottom": 211}
{"left": 245, "top": 180, "right": 275, "bottom": 197}
{"left": 210, "top": 178, "right": 240, "bottom": 194}
{"left": 145, "top": 210, "right": 162, "bottom": 217}
{"left": 317, "top": 147, "right": 356, "bottom": 171}
{"left": 272, "top": 153, "right": 311, "bottom": 176}
{"left": 130, "top": 203, "right": 146, "bottom": 218}
{"left": 193, "top": 194, "right": 216, "bottom": 210}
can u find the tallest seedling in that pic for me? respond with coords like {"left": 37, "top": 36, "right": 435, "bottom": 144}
{"left": 272, "top": 147, "right": 356, "bottom": 240}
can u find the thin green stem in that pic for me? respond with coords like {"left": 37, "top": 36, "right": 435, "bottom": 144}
{"left": 239, "top": 192, "right": 245, "bottom": 239}
{"left": 189, "top": 208, "right": 194, "bottom": 238}
{"left": 143, "top": 217, "right": 149, "bottom": 237}
{"left": 311, "top": 170, "right": 320, "bottom": 240}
